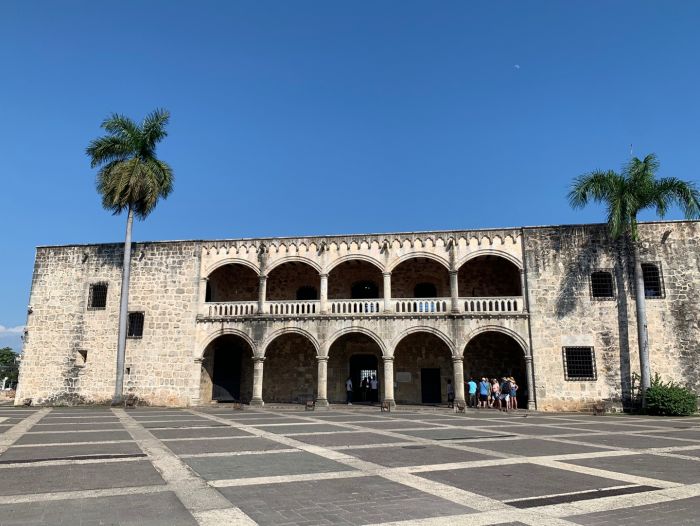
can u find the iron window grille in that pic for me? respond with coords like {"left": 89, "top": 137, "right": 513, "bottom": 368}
{"left": 563, "top": 347, "right": 597, "bottom": 381}
{"left": 87, "top": 283, "right": 108, "bottom": 310}
{"left": 127, "top": 312, "right": 145, "bottom": 339}
{"left": 641, "top": 262, "right": 665, "bottom": 299}
{"left": 590, "top": 270, "right": 615, "bottom": 300}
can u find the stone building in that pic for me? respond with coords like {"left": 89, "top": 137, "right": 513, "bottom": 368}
{"left": 15, "top": 220, "right": 700, "bottom": 411}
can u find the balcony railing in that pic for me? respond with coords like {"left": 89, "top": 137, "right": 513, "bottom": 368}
{"left": 200, "top": 296, "right": 525, "bottom": 318}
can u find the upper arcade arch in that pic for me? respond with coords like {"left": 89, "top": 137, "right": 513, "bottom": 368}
{"left": 390, "top": 256, "right": 450, "bottom": 298}
{"left": 462, "top": 325, "right": 530, "bottom": 357}
{"left": 266, "top": 261, "right": 321, "bottom": 302}
{"left": 205, "top": 258, "right": 260, "bottom": 277}
{"left": 324, "top": 327, "right": 388, "bottom": 357}
{"left": 324, "top": 254, "right": 385, "bottom": 274}
{"left": 457, "top": 254, "right": 522, "bottom": 298}
{"left": 198, "top": 328, "right": 259, "bottom": 359}
{"left": 386, "top": 252, "right": 450, "bottom": 273}
{"left": 206, "top": 263, "right": 259, "bottom": 303}
{"left": 327, "top": 259, "right": 383, "bottom": 300}
{"left": 390, "top": 326, "right": 455, "bottom": 357}
{"left": 266, "top": 256, "right": 323, "bottom": 275}
{"left": 456, "top": 249, "right": 522, "bottom": 271}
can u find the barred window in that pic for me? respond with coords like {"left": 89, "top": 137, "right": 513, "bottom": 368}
{"left": 127, "top": 312, "right": 145, "bottom": 339}
{"left": 563, "top": 347, "right": 597, "bottom": 380}
{"left": 590, "top": 271, "right": 614, "bottom": 299}
{"left": 642, "top": 263, "right": 664, "bottom": 299}
{"left": 88, "top": 283, "right": 108, "bottom": 310}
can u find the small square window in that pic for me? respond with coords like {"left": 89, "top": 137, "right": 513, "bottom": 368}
{"left": 590, "top": 270, "right": 615, "bottom": 299}
{"left": 88, "top": 283, "right": 108, "bottom": 310}
{"left": 563, "top": 347, "right": 597, "bottom": 381}
{"left": 127, "top": 312, "right": 144, "bottom": 339}
{"left": 642, "top": 263, "right": 665, "bottom": 299}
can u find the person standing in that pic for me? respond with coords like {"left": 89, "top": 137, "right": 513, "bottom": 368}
{"left": 479, "top": 377, "right": 490, "bottom": 408}
{"left": 467, "top": 377, "right": 477, "bottom": 408}
{"left": 370, "top": 375, "right": 379, "bottom": 404}
{"left": 346, "top": 376, "right": 353, "bottom": 405}
{"left": 446, "top": 379, "right": 455, "bottom": 408}
{"left": 361, "top": 377, "right": 368, "bottom": 402}
{"left": 500, "top": 377, "right": 511, "bottom": 412}
{"left": 490, "top": 378, "right": 500, "bottom": 408}
{"left": 509, "top": 378, "right": 518, "bottom": 410}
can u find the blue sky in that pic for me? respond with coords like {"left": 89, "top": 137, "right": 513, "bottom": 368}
{"left": 1, "top": 1, "right": 699, "bottom": 351}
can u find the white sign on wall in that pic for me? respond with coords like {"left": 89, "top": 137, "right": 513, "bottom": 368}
{"left": 396, "top": 372, "right": 412, "bottom": 383}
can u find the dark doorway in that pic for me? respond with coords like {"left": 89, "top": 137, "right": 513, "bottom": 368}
{"left": 421, "top": 368, "right": 442, "bottom": 404}
{"left": 212, "top": 346, "right": 242, "bottom": 401}
{"left": 351, "top": 281, "right": 379, "bottom": 299}
{"left": 414, "top": 282, "right": 437, "bottom": 298}
{"left": 350, "top": 354, "right": 378, "bottom": 403}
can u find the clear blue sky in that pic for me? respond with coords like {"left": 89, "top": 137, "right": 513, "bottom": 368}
{"left": 1, "top": 1, "right": 699, "bottom": 351}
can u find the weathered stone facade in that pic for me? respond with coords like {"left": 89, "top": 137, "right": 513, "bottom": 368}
{"left": 15, "top": 221, "right": 700, "bottom": 411}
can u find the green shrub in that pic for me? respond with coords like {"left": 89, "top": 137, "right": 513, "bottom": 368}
{"left": 645, "top": 374, "right": 698, "bottom": 416}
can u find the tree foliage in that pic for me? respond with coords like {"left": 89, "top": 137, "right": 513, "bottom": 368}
{"left": 646, "top": 374, "right": 697, "bottom": 416}
{"left": 86, "top": 109, "right": 174, "bottom": 219}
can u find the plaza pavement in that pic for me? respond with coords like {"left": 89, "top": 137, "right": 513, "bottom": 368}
{"left": 0, "top": 405, "right": 698, "bottom": 525}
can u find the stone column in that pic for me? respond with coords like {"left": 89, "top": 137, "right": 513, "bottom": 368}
{"left": 382, "top": 356, "right": 396, "bottom": 408}
{"left": 316, "top": 356, "right": 329, "bottom": 407}
{"left": 383, "top": 272, "right": 392, "bottom": 312}
{"left": 191, "top": 357, "right": 204, "bottom": 405}
{"left": 519, "top": 269, "right": 527, "bottom": 312}
{"left": 452, "top": 356, "right": 466, "bottom": 406}
{"left": 257, "top": 275, "right": 267, "bottom": 314}
{"left": 250, "top": 356, "right": 265, "bottom": 406}
{"left": 449, "top": 270, "right": 460, "bottom": 313}
{"left": 198, "top": 277, "right": 209, "bottom": 305}
{"left": 525, "top": 355, "right": 536, "bottom": 410}
{"left": 319, "top": 274, "right": 328, "bottom": 314}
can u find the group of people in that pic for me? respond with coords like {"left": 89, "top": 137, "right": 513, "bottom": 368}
{"left": 447, "top": 376, "right": 519, "bottom": 411}
{"left": 345, "top": 375, "right": 379, "bottom": 405}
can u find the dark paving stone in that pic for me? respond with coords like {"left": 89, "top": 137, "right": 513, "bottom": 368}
{"left": 0, "top": 442, "right": 143, "bottom": 462}
{"left": 15, "top": 431, "right": 132, "bottom": 445}
{"left": 218, "top": 475, "right": 474, "bottom": 525}
{"left": 291, "top": 431, "right": 410, "bottom": 447}
{"left": 141, "top": 420, "right": 226, "bottom": 429}
{"left": 258, "top": 424, "right": 349, "bottom": 434}
{"left": 0, "top": 460, "right": 164, "bottom": 495}
{"left": 151, "top": 427, "right": 251, "bottom": 439}
{"left": 565, "top": 433, "right": 699, "bottom": 449}
{"left": 343, "top": 445, "right": 497, "bottom": 467}
{"left": 164, "top": 436, "right": 289, "bottom": 455}
{"left": 555, "top": 422, "right": 668, "bottom": 433}
{"left": 395, "top": 428, "right": 508, "bottom": 441}
{"left": 231, "top": 417, "right": 320, "bottom": 425}
{"left": 467, "top": 438, "right": 609, "bottom": 457}
{"left": 0, "top": 491, "right": 196, "bottom": 525}
{"left": 31, "top": 422, "right": 125, "bottom": 432}
{"left": 506, "top": 425, "right": 588, "bottom": 436}
{"left": 677, "top": 448, "right": 700, "bottom": 459}
{"left": 569, "top": 494, "right": 700, "bottom": 525}
{"left": 563, "top": 454, "right": 700, "bottom": 484}
{"left": 419, "top": 463, "right": 626, "bottom": 500}
{"left": 357, "top": 420, "right": 446, "bottom": 430}
{"left": 302, "top": 414, "right": 388, "bottom": 422}
{"left": 0, "top": 425, "right": 12, "bottom": 433}
{"left": 184, "top": 451, "right": 353, "bottom": 480}
{"left": 641, "top": 429, "right": 700, "bottom": 441}
{"left": 40, "top": 417, "right": 120, "bottom": 424}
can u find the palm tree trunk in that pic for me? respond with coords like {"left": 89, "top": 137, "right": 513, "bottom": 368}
{"left": 631, "top": 241, "right": 651, "bottom": 407}
{"left": 113, "top": 207, "right": 133, "bottom": 404}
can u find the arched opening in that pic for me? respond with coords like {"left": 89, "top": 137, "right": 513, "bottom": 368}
{"left": 200, "top": 335, "right": 254, "bottom": 403}
{"left": 207, "top": 264, "right": 259, "bottom": 302}
{"left": 267, "top": 262, "right": 320, "bottom": 301}
{"left": 391, "top": 258, "right": 449, "bottom": 298}
{"left": 328, "top": 260, "right": 383, "bottom": 300}
{"left": 463, "top": 331, "right": 528, "bottom": 408}
{"left": 328, "top": 333, "right": 383, "bottom": 404}
{"left": 263, "top": 333, "right": 317, "bottom": 403}
{"left": 458, "top": 255, "right": 521, "bottom": 297}
{"left": 393, "top": 332, "right": 453, "bottom": 405}
{"left": 296, "top": 286, "right": 318, "bottom": 300}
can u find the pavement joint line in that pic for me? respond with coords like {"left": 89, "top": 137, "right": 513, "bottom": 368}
{"left": 6, "top": 439, "right": 135, "bottom": 448}
{"left": 179, "top": 448, "right": 301, "bottom": 459}
{"left": 326, "top": 441, "right": 420, "bottom": 450}
{"left": 502, "top": 483, "right": 639, "bottom": 504}
{"left": 25, "top": 428, "right": 131, "bottom": 435}
{"left": 367, "top": 509, "right": 579, "bottom": 526}
{"left": 208, "top": 470, "right": 368, "bottom": 488}
{"left": 0, "top": 408, "right": 51, "bottom": 453}
{"left": 0, "top": 455, "right": 146, "bottom": 469}
{"left": 112, "top": 408, "right": 257, "bottom": 526}
{"left": 159, "top": 435, "right": 252, "bottom": 442}
{"left": 0, "top": 484, "right": 171, "bottom": 506}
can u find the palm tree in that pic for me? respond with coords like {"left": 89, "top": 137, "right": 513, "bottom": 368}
{"left": 86, "top": 109, "right": 174, "bottom": 404}
{"left": 569, "top": 154, "right": 699, "bottom": 406}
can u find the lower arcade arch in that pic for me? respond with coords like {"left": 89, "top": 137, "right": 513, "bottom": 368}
{"left": 462, "top": 331, "right": 528, "bottom": 407}
{"left": 393, "top": 332, "right": 454, "bottom": 405}
{"left": 262, "top": 333, "right": 317, "bottom": 403}
{"left": 200, "top": 335, "right": 254, "bottom": 403}
{"left": 327, "top": 333, "right": 384, "bottom": 404}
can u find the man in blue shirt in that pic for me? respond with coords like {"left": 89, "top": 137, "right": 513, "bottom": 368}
{"left": 467, "top": 378, "right": 478, "bottom": 408}
{"left": 478, "top": 377, "right": 490, "bottom": 408}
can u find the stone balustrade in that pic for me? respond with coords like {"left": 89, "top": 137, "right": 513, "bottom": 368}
{"left": 329, "top": 299, "right": 381, "bottom": 315}
{"left": 462, "top": 296, "right": 522, "bottom": 313}
{"left": 268, "top": 300, "right": 320, "bottom": 315}
{"left": 205, "top": 301, "right": 258, "bottom": 317}
{"left": 394, "top": 298, "right": 450, "bottom": 314}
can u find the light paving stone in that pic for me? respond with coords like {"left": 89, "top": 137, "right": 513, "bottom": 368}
{"left": 562, "top": 454, "right": 700, "bottom": 485}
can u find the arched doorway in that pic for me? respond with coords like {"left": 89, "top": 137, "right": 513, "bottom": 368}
{"left": 463, "top": 331, "right": 528, "bottom": 408}
{"left": 393, "top": 332, "right": 453, "bottom": 405}
{"left": 328, "top": 333, "right": 384, "bottom": 404}
{"left": 458, "top": 256, "right": 521, "bottom": 297}
{"left": 263, "top": 333, "right": 317, "bottom": 403}
{"left": 200, "top": 335, "right": 254, "bottom": 403}
{"left": 206, "top": 264, "right": 259, "bottom": 302}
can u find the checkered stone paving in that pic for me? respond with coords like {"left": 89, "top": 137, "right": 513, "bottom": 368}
{"left": 0, "top": 406, "right": 697, "bottom": 525}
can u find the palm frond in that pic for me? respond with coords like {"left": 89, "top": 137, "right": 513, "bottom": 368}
{"left": 142, "top": 109, "right": 170, "bottom": 151}
{"left": 101, "top": 114, "right": 140, "bottom": 140}
{"left": 86, "top": 135, "right": 134, "bottom": 168}
{"left": 653, "top": 177, "right": 700, "bottom": 220}
{"left": 568, "top": 170, "right": 619, "bottom": 209}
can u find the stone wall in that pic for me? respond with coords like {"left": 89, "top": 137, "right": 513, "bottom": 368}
{"left": 17, "top": 241, "right": 201, "bottom": 406}
{"left": 524, "top": 221, "right": 700, "bottom": 411}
